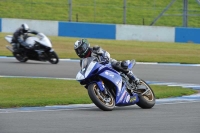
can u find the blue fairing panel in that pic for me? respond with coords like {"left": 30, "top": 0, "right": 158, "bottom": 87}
{"left": 116, "top": 92, "right": 139, "bottom": 106}
{"left": 99, "top": 70, "right": 122, "bottom": 88}
{"left": 128, "top": 62, "right": 133, "bottom": 69}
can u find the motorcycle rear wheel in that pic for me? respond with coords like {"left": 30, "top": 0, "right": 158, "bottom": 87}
{"left": 48, "top": 51, "right": 59, "bottom": 64}
{"left": 136, "top": 79, "right": 155, "bottom": 109}
{"left": 88, "top": 83, "right": 115, "bottom": 111}
{"left": 13, "top": 52, "right": 28, "bottom": 63}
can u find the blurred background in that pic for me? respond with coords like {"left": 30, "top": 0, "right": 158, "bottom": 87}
{"left": 0, "top": 0, "right": 200, "bottom": 27}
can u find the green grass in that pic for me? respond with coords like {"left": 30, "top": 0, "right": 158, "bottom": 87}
{"left": 0, "top": 77, "right": 197, "bottom": 108}
{"left": 0, "top": 0, "right": 200, "bottom": 27}
{"left": 1, "top": 33, "right": 200, "bottom": 64}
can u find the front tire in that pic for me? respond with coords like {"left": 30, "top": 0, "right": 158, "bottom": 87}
{"left": 136, "top": 80, "right": 155, "bottom": 109}
{"left": 88, "top": 83, "right": 115, "bottom": 111}
{"left": 13, "top": 52, "right": 28, "bottom": 63}
{"left": 48, "top": 51, "right": 59, "bottom": 64}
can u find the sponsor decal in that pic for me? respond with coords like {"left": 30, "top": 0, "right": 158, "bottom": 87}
{"left": 105, "top": 71, "right": 114, "bottom": 78}
{"left": 126, "top": 95, "right": 130, "bottom": 103}
{"left": 130, "top": 97, "right": 136, "bottom": 102}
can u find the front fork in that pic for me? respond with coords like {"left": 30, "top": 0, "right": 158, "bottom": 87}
{"left": 94, "top": 80, "right": 113, "bottom": 103}
{"left": 90, "top": 80, "right": 109, "bottom": 96}
{"left": 96, "top": 81, "right": 105, "bottom": 91}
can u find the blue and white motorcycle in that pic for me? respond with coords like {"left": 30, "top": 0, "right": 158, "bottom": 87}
{"left": 76, "top": 57, "right": 155, "bottom": 111}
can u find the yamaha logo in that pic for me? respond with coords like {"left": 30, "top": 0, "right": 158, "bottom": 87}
{"left": 105, "top": 71, "right": 114, "bottom": 78}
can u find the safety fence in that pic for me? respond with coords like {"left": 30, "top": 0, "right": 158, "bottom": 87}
{"left": 0, "top": 0, "right": 200, "bottom": 27}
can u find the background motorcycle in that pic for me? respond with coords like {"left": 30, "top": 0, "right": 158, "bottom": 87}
{"left": 76, "top": 57, "right": 155, "bottom": 111}
{"left": 5, "top": 33, "right": 59, "bottom": 64}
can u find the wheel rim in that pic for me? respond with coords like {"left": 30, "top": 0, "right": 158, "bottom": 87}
{"left": 92, "top": 84, "right": 114, "bottom": 107}
{"left": 138, "top": 81, "right": 154, "bottom": 101}
{"left": 49, "top": 53, "right": 58, "bottom": 63}
{"left": 49, "top": 57, "right": 57, "bottom": 63}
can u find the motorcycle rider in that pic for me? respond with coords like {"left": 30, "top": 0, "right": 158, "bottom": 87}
{"left": 74, "top": 38, "right": 140, "bottom": 88}
{"left": 11, "top": 23, "right": 39, "bottom": 53}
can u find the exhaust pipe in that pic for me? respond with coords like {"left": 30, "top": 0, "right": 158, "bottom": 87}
{"left": 6, "top": 45, "right": 14, "bottom": 52}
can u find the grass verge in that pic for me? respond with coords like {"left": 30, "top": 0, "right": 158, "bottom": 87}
{"left": 0, "top": 77, "right": 197, "bottom": 109}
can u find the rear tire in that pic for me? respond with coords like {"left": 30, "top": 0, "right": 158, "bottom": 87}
{"left": 48, "top": 51, "right": 59, "bottom": 64}
{"left": 13, "top": 52, "right": 28, "bottom": 63}
{"left": 136, "top": 80, "right": 155, "bottom": 109}
{"left": 88, "top": 83, "right": 115, "bottom": 111}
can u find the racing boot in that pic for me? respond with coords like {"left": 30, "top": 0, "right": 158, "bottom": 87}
{"left": 12, "top": 43, "right": 20, "bottom": 53}
{"left": 126, "top": 71, "right": 140, "bottom": 86}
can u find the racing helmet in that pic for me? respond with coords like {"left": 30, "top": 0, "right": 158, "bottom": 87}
{"left": 21, "top": 23, "right": 29, "bottom": 33}
{"left": 74, "top": 39, "right": 91, "bottom": 58}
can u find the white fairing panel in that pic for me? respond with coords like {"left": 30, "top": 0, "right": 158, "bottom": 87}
{"left": 5, "top": 35, "right": 13, "bottom": 43}
{"left": 38, "top": 33, "right": 52, "bottom": 47}
{"left": 117, "top": 79, "right": 122, "bottom": 92}
{"left": 25, "top": 37, "right": 39, "bottom": 47}
{"left": 76, "top": 71, "right": 85, "bottom": 80}
{"left": 76, "top": 62, "right": 97, "bottom": 81}
{"left": 85, "top": 62, "right": 96, "bottom": 77}
{"left": 25, "top": 33, "right": 52, "bottom": 48}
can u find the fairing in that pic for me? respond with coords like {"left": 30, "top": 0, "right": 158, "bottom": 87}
{"left": 76, "top": 61, "right": 99, "bottom": 81}
{"left": 5, "top": 35, "right": 13, "bottom": 43}
{"left": 5, "top": 33, "right": 52, "bottom": 48}
{"left": 25, "top": 33, "right": 52, "bottom": 48}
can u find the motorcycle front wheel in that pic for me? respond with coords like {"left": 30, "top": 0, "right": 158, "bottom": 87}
{"left": 13, "top": 52, "right": 28, "bottom": 63}
{"left": 88, "top": 83, "right": 115, "bottom": 111}
{"left": 136, "top": 79, "right": 155, "bottom": 109}
{"left": 48, "top": 51, "right": 59, "bottom": 64}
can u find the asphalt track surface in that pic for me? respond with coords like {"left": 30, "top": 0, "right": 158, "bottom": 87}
{"left": 0, "top": 58, "right": 200, "bottom": 133}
